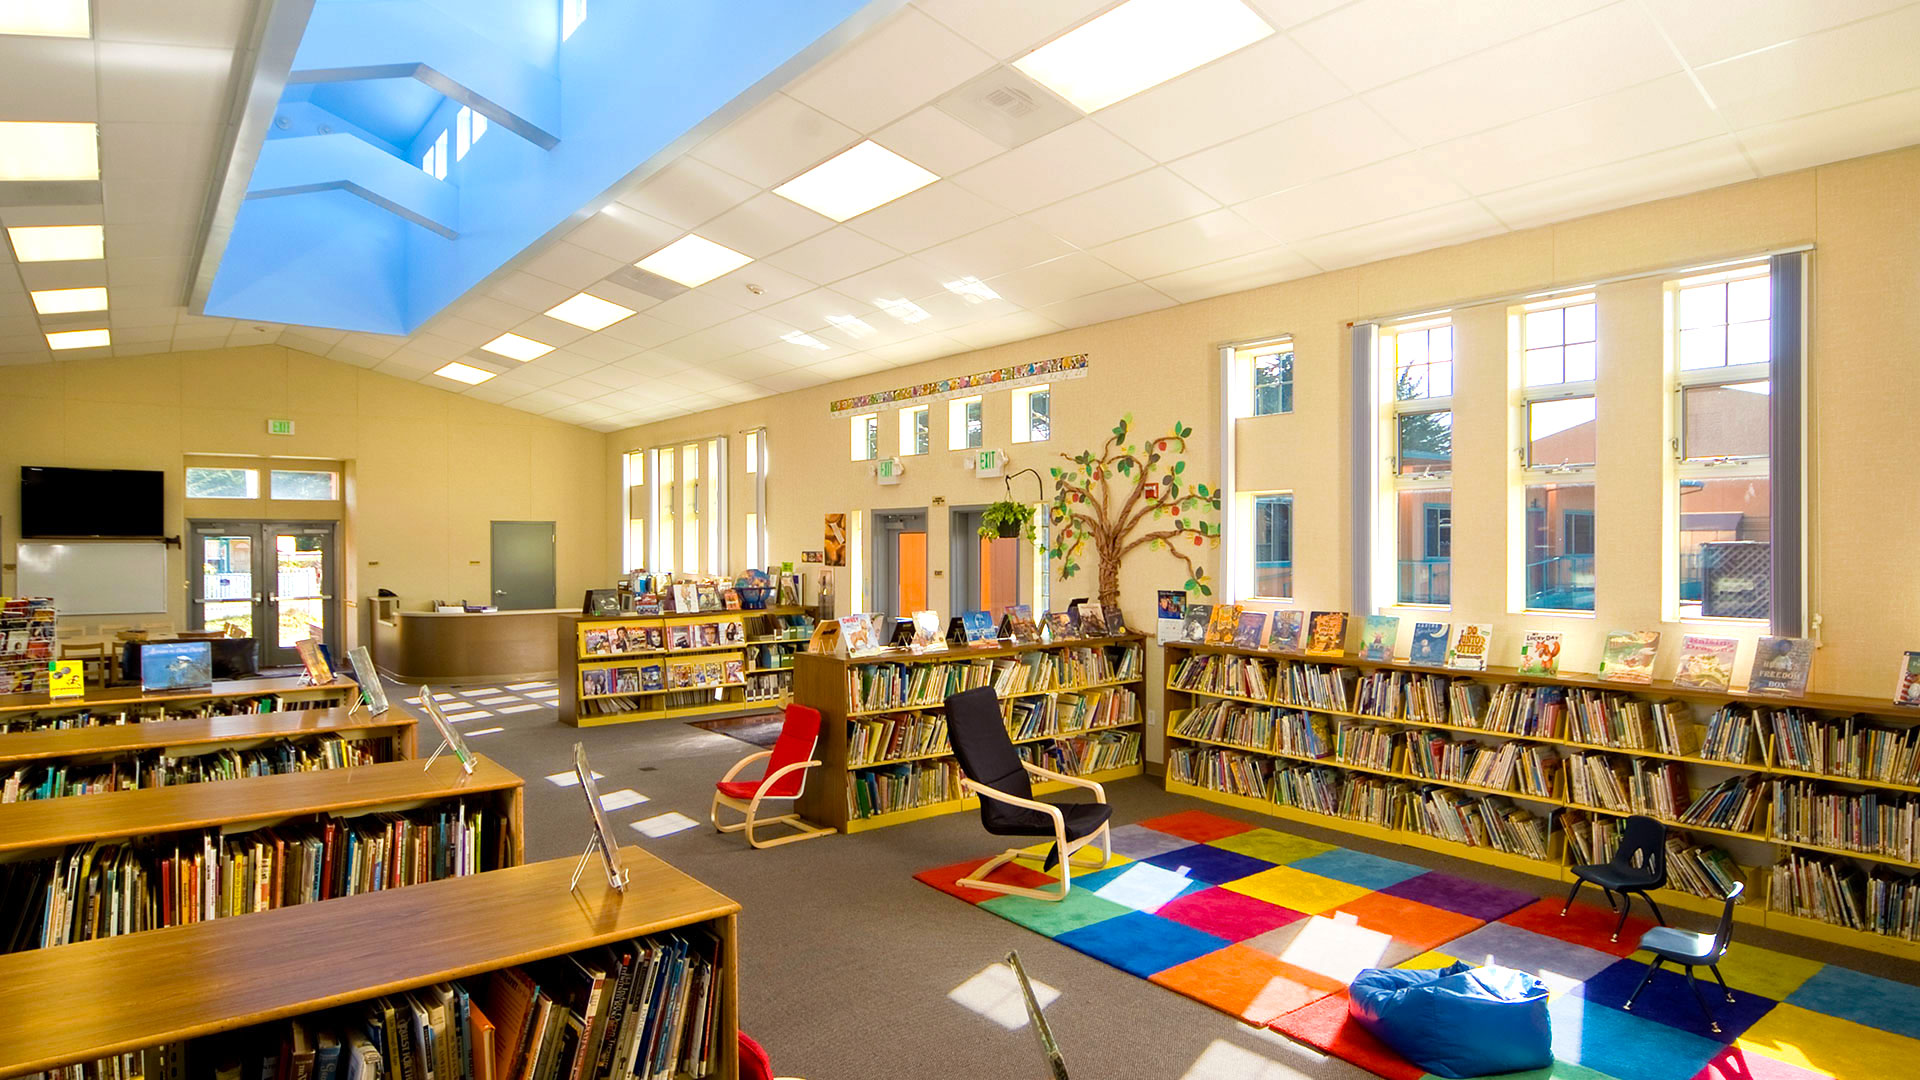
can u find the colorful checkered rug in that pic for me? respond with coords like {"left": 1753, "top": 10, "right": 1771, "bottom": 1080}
{"left": 918, "top": 809, "right": 1920, "bottom": 1080}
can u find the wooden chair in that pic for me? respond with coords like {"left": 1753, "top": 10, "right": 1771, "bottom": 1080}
{"left": 947, "top": 685, "right": 1112, "bottom": 901}
{"left": 710, "top": 705, "right": 835, "bottom": 849}
{"left": 58, "top": 640, "right": 110, "bottom": 685}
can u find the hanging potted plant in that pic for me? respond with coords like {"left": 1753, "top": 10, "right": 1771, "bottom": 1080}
{"left": 980, "top": 499, "right": 1035, "bottom": 540}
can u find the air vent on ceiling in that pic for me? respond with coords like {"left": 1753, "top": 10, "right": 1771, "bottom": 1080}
{"left": 604, "top": 264, "right": 689, "bottom": 301}
{"left": 935, "top": 66, "right": 1080, "bottom": 150}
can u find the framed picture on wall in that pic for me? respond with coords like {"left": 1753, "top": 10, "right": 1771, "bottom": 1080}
{"left": 824, "top": 514, "right": 847, "bottom": 566}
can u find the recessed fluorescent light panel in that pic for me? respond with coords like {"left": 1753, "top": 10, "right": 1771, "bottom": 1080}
{"left": 7, "top": 224, "right": 104, "bottom": 262}
{"left": 825, "top": 314, "right": 877, "bottom": 339}
{"left": 635, "top": 235, "right": 752, "bottom": 288}
{"left": 876, "top": 298, "right": 931, "bottom": 324}
{"left": 943, "top": 276, "right": 1000, "bottom": 304}
{"left": 30, "top": 287, "right": 107, "bottom": 315}
{"left": 0, "top": 2, "right": 90, "bottom": 38}
{"left": 46, "top": 328, "right": 109, "bottom": 350}
{"left": 773, "top": 140, "right": 938, "bottom": 222}
{"left": 1014, "top": 0, "right": 1273, "bottom": 113}
{"left": 780, "top": 331, "right": 829, "bottom": 351}
{"left": 0, "top": 121, "right": 99, "bottom": 181}
{"left": 433, "top": 361, "right": 499, "bottom": 384}
{"left": 480, "top": 332, "right": 554, "bottom": 362}
{"left": 545, "top": 292, "right": 635, "bottom": 331}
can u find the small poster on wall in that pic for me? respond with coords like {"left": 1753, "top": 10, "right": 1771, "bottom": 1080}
{"left": 801, "top": 550, "right": 824, "bottom": 563}
{"left": 824, "top": 514, "right": 848, "bottom": 567}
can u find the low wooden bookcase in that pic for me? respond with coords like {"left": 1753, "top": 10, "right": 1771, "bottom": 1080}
{"left": 0, "top": 676, "right": 357, "bottom": 734}
{"left": 557, "top": 612, "right": 755, "bottom": 727}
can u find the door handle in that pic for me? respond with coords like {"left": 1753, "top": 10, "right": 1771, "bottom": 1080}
{"left": 494, "top": 589, "right": 506, "bottom": 595}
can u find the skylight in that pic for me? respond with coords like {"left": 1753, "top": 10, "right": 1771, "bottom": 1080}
{"left": 1013, "top": 0, "right": 1273, "bottom": 113}
{"left": 773, "top": 140, "right": 939, "bottom": 222}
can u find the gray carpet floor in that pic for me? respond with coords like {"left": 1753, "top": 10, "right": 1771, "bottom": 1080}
{"left": 393, "top": 681, "right": 1918, "bottom": 1080}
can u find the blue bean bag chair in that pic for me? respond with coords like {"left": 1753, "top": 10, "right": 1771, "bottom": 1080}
{"left": 1348, "top": 962, "right": 1552, "bottom": 1079}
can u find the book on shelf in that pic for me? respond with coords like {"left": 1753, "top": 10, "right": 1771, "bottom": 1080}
{"left": 634, "top": 593, "right": 662, "bottom": 616}
{"left": 1598, "top": 630, "right": 1660, "bottom": 684}
{"left": 48, "top": 659, "right": 82, "bottom": 700}
{"left": 1304, "top": 612, "right": 1348, "bottom": 657}
{"left": 1004, "top": 604, "right": 1039, "bottom": 644}
{"left": 1179, "top": 604, "right": 1212, "bottom": 644}
{"left": 961, "top": 610, "right": 997, "bottom": 646}
{"left": 639, "top": 666, "right": 663, "bottom": 692}
{"left": 909, "top": 610, "right": 946, "bottom": 654}
{"left": 1518, "top": 631, "right": 1562, "bottom": 676}
{"left": 1447, "top": 623, "right": 1491, "bottom": 671}
{"left": 1268, "top": 611, "right": 1304, "bottom": 653}
{"left": 837, "top": 615, "right": 880, "bottom": 657}
{"left": 1359, "top": 615, "right": 1399, "bottom": 662}
{"left": 1156, "top": 590, "right": 1186, "bottom": 646}
{"left": 1077, "top": 602, "right": 1110, "bottom": 637}
{"left": 722, "top": 588, "right": 741, "bottom": 611}
{"left": 1673, "top": 634, "right": 1738, "bottom": 692}
{"left": 669, "top": 584, "right": 698, "bottom": 613}
{"left": 1232, "top": 610, "right": 1268, "bottom": 650}
{"left": 695, "top": 583, "right": 721, "bottom": 612}
{"left": 1407, "top": 622, "right": 1449, "bottom": 666}
{"left": 1749, "top": 636, "right": 1813, "bottom": 696}
{"left": 1898, "top": 652, "right": 1920, "bottom": 707}
{"left": 1043, "top": 611, "right": 1076, "bottom": 641}
{"left": 1203, "top": 604, "right": 1240, "bottom": 646}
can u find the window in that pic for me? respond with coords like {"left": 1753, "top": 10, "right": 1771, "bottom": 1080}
{"left": 900, "top": 405, "right": 928, "bottom": 456}
{"left": 431, "top": 130, "right": 447, "bottom": 180}
{"left": 851, "top": 413, "right": 878, "bottom": 461}
{"left": 681, "top": 443, "right": 699, "bottom": 577}
{"left": 948, "top": 396, "right": 982, "bottom": 450}
{"left": 1383, "top": 317, "right": 1453, "bottom": 606}
{"left": 706, "top": 438, "right": 724, "bottom": 575}
{"left": 745, "top": 430, "right": 758, "bottom": 473}
{"left": 622, "top": 450, "right": 645, "bottom": 571}
{"left": 1240, "top": 492, "right": 1293, "bottom": 600}
{"left": 1011, "top": 386, "right": 1051, "bottom": 442}
{"left": 420, "top": 143, "right": 437, "bottom": 178}
{"left": 1234, "top": 340, "right": 1294, "bottom": 417}
{"left": 747, "top": 427, "right": 768, "bottom": 572}
{"left": 657, "top": 450, "right": 675, "bottom": 574}
{"left": 456, "top": 107, "right": 471, "bottom": 161}
{"left": 185, "top": 467, "right": 257, "bottom": 499}
{"left": 1672, "top": 264, "right": 1772, "bottom": 619}
{"left": 562, "top": 0, "right": 586, "bottom": 39}
{"left": 1515, "top": 296, "right": 1597, "bottom": 612}
{"left": 269, "top": 469, "right": 339, "bottom": 500}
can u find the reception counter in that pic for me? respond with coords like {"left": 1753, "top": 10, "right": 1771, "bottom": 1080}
{"left": 367, "top": 603, "right": 570, "bottom": 685}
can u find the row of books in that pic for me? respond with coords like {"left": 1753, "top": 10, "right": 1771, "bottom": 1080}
{"left": 847, "top": 713, "right": 948, "bottom": 766}
{"left": 1563, "top": 752, "right": 1692, "bottom": 820}
{"left": 847, "top": 761, "right": 964, "bottom": 819}
{"left": 1171, "top": 701, "right": 1296, "bottom": 755}
{"left": 1563, "top": 691, "right": 1694, "bottom": 756}
{"left": 1, "top": 802, "right": 497, "bottom": 953}
{"left": 1770, "top": 781, "right": 1919, "bottom": 862}
{"left": 580, "top": 660, "right": 743, "bottom": 697}
{"left": 1019, "top": 731, "right": 1142, "bottom": 776}
{"left": 1767, "top": 709, "right": 1920, "bottom": 785}
{"left": 1334, "top": 722, "right": 1396, "bottom": 772}
{"left": 0, "top": 694, "right": 329, "bottom": 734}
{"left": 1701, "top": 706, "right": 1766, "bottom": 764}
{"left": 741, "top": 671, "right": 790, "bottom": 703}
{"left": 0, "top": 735, "right": 381, "bottom": 803}
{"left": 1403, "top": 729, "right": 1558, "bottom": 797}
{"left": 581, "top": 620, "right": 747, "bottom": 657}
{"left": 846, "top": 648, "right": 1144, "bottom": 712}
{"left": 576, "top": 689, "right": 724, "bottom": 718}
{"left": 1769, "top": 851, "right": 1920, "bottom": 941}
{"left": 1410, "top": 788, "right": 1554, "bottom": 860}
{"left": 1167, "top": 746, "right": 1276, "bottom": 801}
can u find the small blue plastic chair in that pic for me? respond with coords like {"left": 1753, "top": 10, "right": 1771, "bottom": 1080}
{"left": 1623, "top": 880, "right": 1744, "bottom": 1033}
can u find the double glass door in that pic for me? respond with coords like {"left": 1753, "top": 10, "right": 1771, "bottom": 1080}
{"left": 190, "top": 521, "right": 339, "bottom": 668}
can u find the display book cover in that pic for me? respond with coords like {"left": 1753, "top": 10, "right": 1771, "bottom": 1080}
{"left": 1358, "top": 615, "right": 1400, "bottom": 662}
{"left": 1267, "top": 611, "right": 1304, "bottom": 652}
{"left": 1156, "top": 590, "right": 1186, "bottom": 645}
{"left": 1897, "top": 651, "right": 1920, "bottom": 707}
{"left": 1517, "top": 631, "right": 1563, "bottom": 676}
{"left": 1179, "top": 604, "right": 1212, "bottom": 644}
{"left": 910, "top": 610, "right": 947, "bottom": 653}
{"left": 1203, "top": 603, "right": 1241, "bottom": 646}
{"left": 1304, "top": 611, "right": 1348, "bottom": 656}
{"left": 1042, "top": 610, "right": 1077, "bottom": 641}
{"left": 1407, "top": 622, "right": 1449, "bottom": 666}
{"left": 1232, "top": 609, "right": 1268, "bottom": 650}
{"left": 1000, "top": 604, "right": 1040, "bottom": 644}
{"left": 1748, "top": 636, "right": 1814, "bottom": 696}
{"left": 1076, "top": 602, "right": 1110, "bottom": 637}
{"left": 961, "top": 610, "right": 998, "bottom": 645}
{"left": 1598, "top": 630, "right": 1661, "bottom": 684}
{"left": 836, "top": 614, "right": 881, "bottom": 657}
{"left": 1671, "top": 634, "right": 1739, "bottom": 692}
{"left": 1447, "top": 624, "right": 1492, "bottom": 670}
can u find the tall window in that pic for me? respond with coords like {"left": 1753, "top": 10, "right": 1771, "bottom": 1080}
{"left": 900, "top": 405, "right": 928, "bottom": 456}
{"left": 680, "top": 443, "right": 700, "bottom": 576}
{"left": 657, "top": 450, "right": 675, "bottom": 574}
{"left": 850, "top": 413, "right": 878, "bottom": 461}
{"left": 746, "top": 428, "right": 768, "bottom": 572}
{"left": 1234, "top": 340, "right": 1294, "bottom": 416}
{"left": 949, "top": 396, "right": 983, "bottom": 450}
{"left": 1012, "top": 386, "right": 1051, "bottom": 442}
{"left": 705, "top": 438, "right": 725, "bottom": 576}
{"left": 1517, "top": 296, "right": 1597, "bottom": 612}
{"left": 1672, "top": 264, "right": 1772, "bottom": 620}
{"left": 622, "top": 450, "right": 645, "bottom": 571}
{"left": 1383, "top": 317, "right": 1453, "bottom": 606}
{"left": 1238, "top": 492, "right": 1293, "bottom": 600}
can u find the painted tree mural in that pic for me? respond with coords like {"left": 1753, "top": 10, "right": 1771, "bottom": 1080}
{"left": 1047, "top": 415, "right": 1222, "bottom": 612}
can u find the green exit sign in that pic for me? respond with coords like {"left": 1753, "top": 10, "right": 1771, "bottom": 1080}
{"left": 267, "top": 418, "right": 295, "bottom": 436}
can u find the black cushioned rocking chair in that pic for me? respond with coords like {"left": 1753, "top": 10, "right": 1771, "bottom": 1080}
{"left": 946, "top": 686, "right": 1113, "bottom": 902}
{"left": 1563, "top": 813, "right": 1669, "bottom": 941}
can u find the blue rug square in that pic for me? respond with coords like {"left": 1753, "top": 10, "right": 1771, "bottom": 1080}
{"left": 1289, "top": 847, "right": 1429, "bottom": 890}
{"left": 1107, "top": 822, "right": 1198, "bottom": 859}
{"left": 1548, "top": 993, "right": 1723, "bottom": 1080}
{"left": 1141, "top": 843, "right": 1275, "bottom": 885}
{"left": 1578, "top": 957, "right": 1777, "bottom": 1041}
{"left": 1054, "top": 910, "right": 1231, "bottom": 979}
{"left": 1787, "top": 964, "right": 1920, "bottom": 1038}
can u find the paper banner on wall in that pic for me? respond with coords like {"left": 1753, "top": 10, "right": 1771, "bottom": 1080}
{"left": 824, "top": 514, "right": 847, "bottom": 567}
{"left": 827, "top": 353, "right": 1089, "bottom": 416}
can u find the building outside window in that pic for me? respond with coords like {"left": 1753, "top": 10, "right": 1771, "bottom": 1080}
{"left": 948, "top": 396, "right": 982, "bottom": 450}
{"left": 1011, "top": 386, "right": 1050, "bottom": 442}
{"left": 1383, "top": 317, "right": 1453, "bottom": 606}
{"left": 900, "top": 405, "right": 929, "bottom": 456}
{"left": 851, "top": 413, "right": 878, "bottom": 461}
{"left": 1516, "top": 295, "right": 1597, "bottom": 612}
{"left": 1244, "top": 492, "right": 1293, "bottom": 599}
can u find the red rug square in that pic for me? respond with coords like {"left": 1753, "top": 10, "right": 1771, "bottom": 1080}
{"left": 1270, "top": 994, "right": 1425, "bottom": 1080}
{"left": 1693, "top": 1044, "right": 1836, "bottom": 1080}
{"left": 914, "top": 856, "right": 1055, "bottom": 904}
{"left": 1158, "top": 886, "right": 1306, "bottom": 942}
{"left": 1501, "top": 896, "right": 1655, "bottom": 957}
{"left": 1138, "top": 809, "right": 1257, "bottom": 843}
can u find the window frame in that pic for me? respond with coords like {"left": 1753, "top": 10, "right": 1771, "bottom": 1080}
{"left": 1232, "top": 339, "right": 1295, "bottom": 418}
{"left": 267, "top": 468, "right": 341, "bottom": 502}
{"left": 1512, "top": 293, "right": 1598, "bottom": 615}
{"left": 1011, "top": 385, "right": 1051, "bottom": 443}
{"left": 850, "top": 413, "right": 878, "bottom": 462}
{"left": 1236, "top": 490, "right": 1294, "bottom": 602}
{"left": 1380, "top": 316, "right": 1455, "bottom": 609}
{"left": 185, "top": 466, "right": 260, "bottom": 500}
{"left": 899, "top": 405, "right": 929, "bottom": 457}
{"left": 948, "top": 396, "right": 983, "bottom": 451}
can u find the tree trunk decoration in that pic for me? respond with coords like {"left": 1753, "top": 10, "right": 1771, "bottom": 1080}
{"left": 1046, "top": 415, "right": 1221, "bottom": 613}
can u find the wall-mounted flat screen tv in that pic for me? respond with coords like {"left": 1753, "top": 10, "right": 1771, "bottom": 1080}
{"left": 20, "top": 466, "right": 165, "bottom": 538}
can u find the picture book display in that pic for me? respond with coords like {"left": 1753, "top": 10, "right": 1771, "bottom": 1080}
{"left": 837, "top": 614, "right": 881, "bottom": 657}
{"left": 143, "top": 641, "right": 214, "bottom": 692}
{"left": 1749, "top": 636, "right": 1813, "bottom": 696}
{"left": 1204, "top": 604, "right": 1242, "bottom": 646}
{"left": 1359, "top": 615, "right": 1400, "bottom": 662}
{"left": 421, "top": 692, "right": 475, "bottom": 774}
{"left": 1232, "top": 610, "right": 1268, "bottom": 650}
{"left": 961, "top": 610, "right": 997, "bottom": 646}
{"left": 1672, "top": 635, "right": 1738, "bottom": 692}
{"left": 1304, "top": 612, "right": 1348, "bottom": 657}
{"left": 1005, "top": 604, "right": 1039, "bottom": 644}
{"left": 347, "top": 645, "right": 389, "bottom": 713}
{"left": 582, "top": 589, "right": 620, "bottom": 616}
{"left": 1077, "top": 602, "right": 1110, "bottom": 638}
{"left": 47, "top": 659, "right": 82, "bottom": 701}
{"left": 571, "top": 742, "right": 628, "bottom": 890}
{"left": 1898, "top": 652, "right": 1920, "bottom": 707}
{"left": 1180, "top": 604, "right": 1212, "bottom": 644}
{"left": 1596, "top": 630, "right": 1660, "bottom": 684}
{"left": 1448, "top": 623, "right": 1491, "bottom": 670}
{"left": 671, "top": 583, "right": 699, "bottom": 613}
{"left": 1044, "top": 611, "right": 1077, "bottom": 641}
{"left": 293, "top": 637, "right": 333, "bottom": 685}
{"left": 1518, "top": 631, "right": 1563, "bottom": 676}
{"left": 1267, "top": 611, "right": 1304, "bottom": 653}
{"left": 911, "top": 610, "right": 946, "bottom": 654}
{"left": 1407, "top": 622, "right": 1449, "bottom": 666}
{"left": 1156, "top": 590, "right": 1186, "bottom": 645}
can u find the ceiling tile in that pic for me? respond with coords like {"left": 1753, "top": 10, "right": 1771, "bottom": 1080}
{"left": 866, "top": 333, "right": 965, "bottom": 365}
{"left": 1244, "top": 0, "right": 1353, "bottom": 29}
{"left": 946, "top": 311, "right": 1064, "bottom": 349}
{"left": 484, "top": 272, "right": 576, "bottom": 312}
{"left": 1237, "top": 153, "right": 1467, "bottom": 243}
{"left": 418, "top": 315, "right": 496, "bottom": 346}
{"left": 519, "top": 241, "right": 624, "bottom": 289}
{"left": 693, "top": 312, "right": 805, "bottom": 353}
{"left": 534, "top": 351, "right": 605, "bottom": 377}
{"left": 1025, "top": 168, "right": 1221, "bottom": 249}
{"left": 95, "top": 42, "right": 233, "bottom": 124}
{"left": 1420, "top": 75, "right": 1722, "bottom": 196}
{"left": 610, "top": 351, "right": 694, "bottom": 379}
{"left": 918, "top": 218, "right": 1075, "bottom": 279}
{"left": 705, "top": 382, "right": 773, "bottom": 405}
{"left": 103, "top": 181, "right": 204, "bottom": 225}
{"left": 574, "top": 279, "right": 663, "bottom": 315}
{"left": 691, "top": 93, "right": 858, "bottom": 187}
{"left": 1478, "top": 136, "right": 1756, "bottom": 230}
{"left": 951, "top": 120, "right": 1154, "bottom": 214}
{"left": 101, "top": 221, "right": 196, "bottom": 259}
{"left": 787, "top": 7, "right": 996, "bottom": 132}
{"left": 0, "top": 36, "right": 97, "bottom": 122}
{"left": 1736, "top": 87, "right": 1920, "bottom": 176}
{"left": 1293, "top": 0, "right": 1611, "bottom": 94}
{"left": 598, "top": 312, "right": 683, "bottom": 349}
{"left": 1290, "top": 199, "right": 1506, "bottom": 270}
{"left": 832, "top": 257, "right": 956, "bottom": 308}
{"left": 644, "top": 289, "right": 748, "bottom": 332}
{"left": 911, "top": 0, "right": 1112, "bottom": 59}
{"left": 20, "top": 263, "right": 107, "bottom": 291}
{"left": 1168, "top": 97, "right": 1413, "bottom": 205}
{"left": 1091, "top": 34, "right": 1349, "bottom": 162}
{"left": 565, "top": 205, "right": 681, "bottom": 263}
{"left": 760, "top": 288, "right": 878, "bottom": 331}
{"left": 802, "top": 353, "right": 894, "bottom": 381}
{"left": 99, "top": 123, "right": 212, "bottom": 188}
{"left": 1648, "top": 0, "right": 1910, "bottom": 68}
{"left": 613, "top": 156, "right": 759, "bottom": 230}
{"left": 763, "top": 227, "right": 902, "bottom": 284}
{"left": 1696, "top": 4, "right": 1920, "bottom": 130}
{"left": 568, "top": 335, "right": 645, "bottom": 363}
{"left": 755, "top": 366, "right": 834, "bottom": 393}
{"left": 1090, "top": 208, "right": 1275, "bottom": 279}
{"left": 984, "top": 253, "right": 1132, "bottom": 309}
{"left": 906, "top": 289, "right": 1022, "bottom": 331}
{"left": 1361, "top": 4, "right": 1679, "bottom": 146}
{"left": 843, "top": 181, "right": 1010, "bottom": 252}
{"left": 706, "top": 351, "right": 802, "bottom": 382}
{"left": 697, "top": 260, "right": 817, "bottom": 311}
{"left": 447, "top": 297, "right": 537, "bottom": 331}
{"left": 1145, "top": 245, "right": 1320, "bottom": 302}
{"left": 105, "top": 255, "right": 187, "bottom": 288}
{"left": 511, "top": 314, "right": 589, "bottom": 347}
{"left": 873, "top": 105, "right": 1010, "bottom": 176}
{"left": 1037, "top": 282, "right": 1179, "bottom": 328}
{"left": 95, "top": 0, "right": 253, "bottom": 48}
{"left": 699, "top": 193, "right": 836, "bottom": 259}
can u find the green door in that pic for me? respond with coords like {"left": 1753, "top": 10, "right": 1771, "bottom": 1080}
{"left": 490, "top": 521, "right": 556, "bottom": 610}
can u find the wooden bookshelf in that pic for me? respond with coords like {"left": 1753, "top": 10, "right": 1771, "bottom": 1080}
{"left": 793, "top": 633, "right": 1150, "bottom": 834}
{"left": 0, "top": 845, "right": 739, "bottom": 1080}
{"left": 739, "top": 604, "right": 813, "bottom": 707}
{"left": 0, "top": 675, "right": 357, "bottom": 732}
{"left": 557, "top": 612, "right": 757, "bottom": 727}
{"left": 1160, "top": 640, "right": 1920, "bottom": 957}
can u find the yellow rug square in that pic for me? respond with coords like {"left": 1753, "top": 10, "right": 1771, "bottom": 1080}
{"left": 1222, "top": 865, "right": 1371, "bottom": 914}
{"left": 1398, "top": 949, "right": 1457, "bottom": 970}
{"left": 1701, "top": 941, "right": 1824, "bottom": 1000}
{"left": 1209, "top": 827, "right": 1337, "bottom": 864}
{"left": 1012, "top": 841, "right": 1131, "bottom": 873}
{"left": 1737, "top": 1002, "right": 1920, "bottom": 1079}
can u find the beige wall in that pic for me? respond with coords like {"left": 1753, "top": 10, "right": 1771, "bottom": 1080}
{"left": 0, "top": 344, "right": 609, "bottom": 642}
{"left": 607, "top": 144, "right": 1920, "bottom": 718}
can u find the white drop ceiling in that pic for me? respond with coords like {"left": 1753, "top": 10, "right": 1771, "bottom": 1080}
{"left": 5, "top": 0, "right": 1920, "bottom": 433}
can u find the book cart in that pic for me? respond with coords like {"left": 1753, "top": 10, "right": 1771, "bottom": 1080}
{"left": 557, "top": 613, "right": 754, "bottom": 727}
{"left": 1162, "top": 640, "right": 1920, "bottom": 958}
{"left": 793, "top": 633, "right": 1150, "bottom": 834}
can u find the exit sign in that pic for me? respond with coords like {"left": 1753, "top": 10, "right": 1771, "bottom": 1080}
{"left": 267, "top": 418, "right": 295, "bottom": 435}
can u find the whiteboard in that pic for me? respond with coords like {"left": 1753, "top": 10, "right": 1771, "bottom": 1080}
{"left": 15, "top": 542, "right": 170, "bottom": 615}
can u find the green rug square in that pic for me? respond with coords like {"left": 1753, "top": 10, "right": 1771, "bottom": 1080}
{"left": 980, "top": 887, "right": 1131, "bottom": 937}
{"left": 1209, "top": 827, "right": 1336, "bottom": 865}
{"left": 1427, "top": 1061, "right": 1619, "bottom": 1080}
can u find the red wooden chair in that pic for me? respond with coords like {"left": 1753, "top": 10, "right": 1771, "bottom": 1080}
{"left": 710, "top": 705, "right": 835, "bottom": 848}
